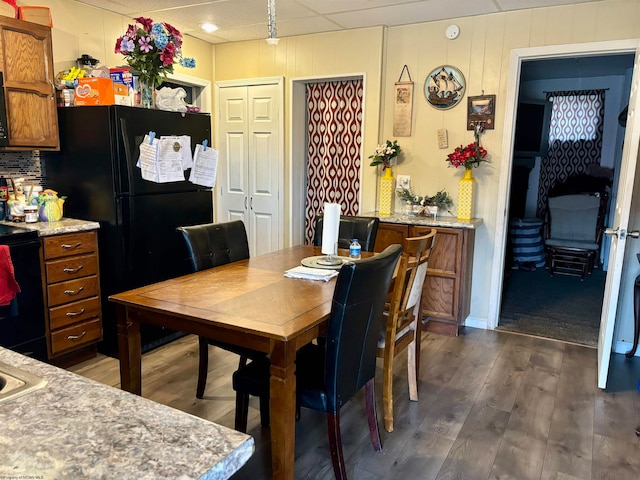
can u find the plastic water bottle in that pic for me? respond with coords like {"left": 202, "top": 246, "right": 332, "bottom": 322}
{"left": 349, "top": 239, "right": 361, "bottom": 260}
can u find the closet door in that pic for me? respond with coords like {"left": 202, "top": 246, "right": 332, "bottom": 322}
{"left": 217, "top": 82, "right": 282, "bottom": 256}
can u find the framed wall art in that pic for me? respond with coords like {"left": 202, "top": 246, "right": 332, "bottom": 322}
{"left": 467, "top": 94, "right": 496, "bottom": 130}
{"left": 393, "top": 65, "right": 414, "bottom": 137}
{"left": 424, "top": 65, "right": 465, "bottom": 110}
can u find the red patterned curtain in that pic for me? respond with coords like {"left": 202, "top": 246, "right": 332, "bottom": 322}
{"left": 536, "top": 90, "right": 605, "bottom": 217}
{"left": 304, "top": 80, "right": 363, "bottom": 244}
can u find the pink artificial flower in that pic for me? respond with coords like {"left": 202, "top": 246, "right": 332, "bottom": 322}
{"left": 138, "top": 36, "right": 152, "bottom": 53}
{"left": 114, "top": 37, "right": 122, "bottom": 54}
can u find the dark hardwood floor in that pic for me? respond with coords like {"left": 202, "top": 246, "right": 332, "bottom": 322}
{"left": 69, "top": 329, "right": 640, "bottom": 479}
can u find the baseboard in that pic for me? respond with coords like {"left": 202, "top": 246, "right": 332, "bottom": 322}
{"left": 614, "top": 340, "right": 640, "bottom": 357}
{"left": 464, "top": 316, "right": 488, "bottom": 330}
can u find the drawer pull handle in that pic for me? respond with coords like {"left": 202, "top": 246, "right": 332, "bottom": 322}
{"left": 61, "top": 242, "right": 82, "bottom": 249}
{"left": 64, "top": 286, "right": 85, "bottom": 296}
{"left": 66, "top": 308, "right": 86, "bottom": 317}
{"left": 67, "top": 331, "right": 87, "bottom": 341}
{"left": 63, "top": 265, "right": 84, "bottom": 274}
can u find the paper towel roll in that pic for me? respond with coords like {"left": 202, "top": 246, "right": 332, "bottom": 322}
{"left": 321, "top": 203, "right": 341, "bottom": 255}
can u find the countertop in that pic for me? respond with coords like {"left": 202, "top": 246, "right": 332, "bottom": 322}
{"left": 0, "top": 347, "right": 254, "bottom": 479}
{"left": 363, "top": 212, "right": 483, "bottom": 229}
{"left": 0, "top": 217, "right": 100, "bottom": 236}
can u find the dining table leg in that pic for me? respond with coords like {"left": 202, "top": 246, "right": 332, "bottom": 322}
{"left": 116, "top": 304, "right": 142, "bottom": 395}
{"left": 269, "top": 340, "right": 297, "bottom": 480}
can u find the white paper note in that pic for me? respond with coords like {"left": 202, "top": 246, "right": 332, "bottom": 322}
{"left": 156, "top": 138, "right": 187, "bottom": 183}
{"left": 189, "top": 144, "right": 218, "bottom": 187}
{"left": 321, "top": 203, "right": 341, "bottom": 256}
{"left": 137, "top": 134, "right": 159, "bottom": 182}
{"left": 161, "top": 135, "right": 193, "bottom": 170}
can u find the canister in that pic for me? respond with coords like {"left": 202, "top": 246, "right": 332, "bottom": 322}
{"left": 24, "top": 205, "right": 38, "bottom": 223}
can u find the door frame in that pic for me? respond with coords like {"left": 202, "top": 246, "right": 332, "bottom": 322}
{"left": 214, "top": 76, "right": 285, "bottom": 250}
{"left": 488, "top": 39, "right": 640, "bottom": 329}
{"left": 289, "top": 73, "right": 367, "bottom": 247}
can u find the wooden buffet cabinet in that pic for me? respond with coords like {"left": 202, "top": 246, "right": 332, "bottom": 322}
{"left": 41, "top": 230, "right": 102, "bottom": 364}
{"left": 0, "top": 15, "right": 59, "bottom": 150}
{"left": 372, "top": 215, "right": 481, "bottom": 335}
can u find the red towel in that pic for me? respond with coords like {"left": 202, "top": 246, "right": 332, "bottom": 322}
{"left": 0, "top": 244, "right": 20, "bottom": 306}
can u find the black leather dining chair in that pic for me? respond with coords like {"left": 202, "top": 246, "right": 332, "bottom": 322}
{"left": 313, "top": 215, "right": 380, "bottom": 252}
{"left": 176, "top": 221, "right": 270, "bottom": 426}
{"left": 232, "top": 244, "right": 402, "bottom": 479}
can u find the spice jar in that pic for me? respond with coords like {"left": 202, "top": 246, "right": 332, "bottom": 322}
{"left": 24, "top": 205, "right": 38, "bottom": 223}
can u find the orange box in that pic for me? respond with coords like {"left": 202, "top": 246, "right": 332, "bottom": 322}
{"left": 74, "top": 77, "right": 115, "bottom": 106}
{"left": 18, "top": 6, "right": 52, "bottom": 27}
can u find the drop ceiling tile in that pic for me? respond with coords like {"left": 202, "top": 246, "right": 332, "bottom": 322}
{"left": 295, "top": 0, "right": 419, "bottom": 15}
{"left": 496, "top": 0, "right": 599, "bottom": 11}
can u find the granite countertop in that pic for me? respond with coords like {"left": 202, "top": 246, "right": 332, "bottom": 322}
{"left": 0, "top": 217, "right": 100, "bottom": 236}
{"left": 363, "top": 212, "right": 483, "bottom": 229}
{"left": 0, "top": 347, "right": 254, "bottom": 479}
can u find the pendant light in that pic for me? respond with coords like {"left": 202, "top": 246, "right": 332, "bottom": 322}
{"left": 266, "top": 0, "right": 279, "bottom": 45}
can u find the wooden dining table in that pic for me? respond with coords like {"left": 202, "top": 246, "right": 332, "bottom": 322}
{"left": 110, "top": 244, "right": 364, "bottom": 480}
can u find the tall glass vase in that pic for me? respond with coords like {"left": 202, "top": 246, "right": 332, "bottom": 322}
{"left": 378, "top": 166, "right": 394, "bottom": 215}
{"left": 139, "top": 79, "right": 155, "bottom": 109}
{"left": 457, "top": 168, "right": 475, "bottom": 220}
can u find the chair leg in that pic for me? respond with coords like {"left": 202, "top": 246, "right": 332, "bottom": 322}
{"left": 258, "top": 393, "right": 270, "bottom": 428}
{"left": 407, "top": 319, "right": 421, "bottom": 402}
{"left": 235, "top": 391, "right": 250, "bottom": 433}
{"left": 365, "top": 379, "right": 382, "bottom": 452}
{"left": 327, "top": 412, "right": 348, "bottom": 480}
{"left": 196, "top": 336, "right": 209, "bottom": 399}
{"left": 382, "top": 342, "right": 395, "bottom": 433}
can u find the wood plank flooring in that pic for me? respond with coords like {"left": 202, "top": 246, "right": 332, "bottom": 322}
{"left": 68, "top": 328, "right": 640, "bottom": 479}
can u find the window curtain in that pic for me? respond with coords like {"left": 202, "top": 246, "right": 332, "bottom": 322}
{"left": 304, "top": 80, "right": 363, "bottom": 244}
{"left": 536, "top": 89, "right": 605, "bottom": 217}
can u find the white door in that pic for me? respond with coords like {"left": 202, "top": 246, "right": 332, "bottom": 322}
{"left": 217, "top": 80, "right": 282, "bottom": 257}
{"left": 598, "top": 45, "right": 640, "bottom": 388}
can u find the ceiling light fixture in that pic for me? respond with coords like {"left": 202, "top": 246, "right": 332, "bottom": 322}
{"left": 266, "top": 0, "right": 279, "bottom": 46}
{"left": 200, "top": 23, "right": 219, "bottom": 33}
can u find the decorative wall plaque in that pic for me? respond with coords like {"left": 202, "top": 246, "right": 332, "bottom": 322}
{"left": 424, "top": 65, "right": 465, "bottom": 110}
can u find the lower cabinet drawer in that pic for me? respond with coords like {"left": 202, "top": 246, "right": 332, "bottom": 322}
{"left": 45, "top": 254, "right": 98, "bottom": 283}
{"left": 51, "top": 318, "right": 102, "bottom": 355}
{"left": 49, "top": 297, "right": 101, "bottom": 330}
{"left": 47, "top": 276, "right": 99, "bottom": 307}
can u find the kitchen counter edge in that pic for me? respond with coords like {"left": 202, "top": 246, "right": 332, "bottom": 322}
{"left": 0, "top": 217, "right": 100, "bottom": 236}
{"left": 0, "top": 346, "right": 254, "bottom": 479}
{"left": 363, "top": 212, "right": 483, "bottom": 229}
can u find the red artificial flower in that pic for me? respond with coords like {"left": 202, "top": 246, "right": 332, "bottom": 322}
{"left": 134, "top": 17, "right": 153, "bottom": 32}
{"left": 446, "top": 142, "right": 488, "bottom": 169}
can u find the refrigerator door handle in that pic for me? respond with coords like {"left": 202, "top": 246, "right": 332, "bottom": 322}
{"left": 119, "top": 116, "right": 136, "bottom": 195}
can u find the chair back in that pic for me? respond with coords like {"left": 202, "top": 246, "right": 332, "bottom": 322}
{"left": 324, "top": 244, "right": 402, "bottom": 411}
{"left": 380, "top": 229, "right": 436, "bottom": 350}
{"left": 176, "top": 220, "right": 250, "bottom": 272}
{"left": 313, "top": 215, "right": 380, "bottom": 252}
{"left": 548, "top": 194, "right": 600, "bottom": 242}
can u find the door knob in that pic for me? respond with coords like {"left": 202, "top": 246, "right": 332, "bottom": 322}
{"left": 604, "top": 228, "right": 640, "bottom": 239}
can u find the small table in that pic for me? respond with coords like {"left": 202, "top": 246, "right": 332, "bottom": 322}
{"left": 110, "top": 245, "right": 353, "bottom": 480}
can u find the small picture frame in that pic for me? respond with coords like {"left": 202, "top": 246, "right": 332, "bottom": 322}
{"left": 467, "top": 94, "right": 496, "bottom": 130}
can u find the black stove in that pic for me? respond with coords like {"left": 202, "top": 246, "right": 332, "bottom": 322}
{"left": 0, "top": 223, "right": 39, "bottom": 243}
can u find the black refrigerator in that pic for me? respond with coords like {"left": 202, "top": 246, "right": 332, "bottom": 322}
{"left": 43, "top": 105, "right": 213, "bottom": 356}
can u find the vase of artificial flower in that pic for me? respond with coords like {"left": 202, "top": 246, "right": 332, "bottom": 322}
{"left": 370, "top": 140, "right": 401, "bottom": 214}
{"left": 446, "top": 141, "right": 488, "bottom": 220}
{"left": 115, "top": 17, "right": 196, "bottom": 109}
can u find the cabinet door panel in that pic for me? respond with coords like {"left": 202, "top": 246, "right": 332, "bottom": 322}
{"left": 374, "top": 223, "right": 409, "bottom": 252}
{"left": 422, "top": 276, "right": 456, "bottom": 321}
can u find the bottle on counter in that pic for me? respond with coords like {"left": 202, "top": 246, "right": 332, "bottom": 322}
{"left": 349, "top": 239, "right": 361, "bottom": 260}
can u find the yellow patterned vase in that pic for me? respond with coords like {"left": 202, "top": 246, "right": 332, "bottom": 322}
{"left": 457, "top": 168, "right": 475, "bottom": 220}
{"left": 378, "top": 166, "right": 394, "bottom": 215}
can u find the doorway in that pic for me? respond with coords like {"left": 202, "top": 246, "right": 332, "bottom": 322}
{"left": 497, "top": 55, "right": 634, "bottom": 347}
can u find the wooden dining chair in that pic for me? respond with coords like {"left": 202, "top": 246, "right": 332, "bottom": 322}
{"left": 176, "top": 221, "right": 270, "bottom": 427}
{"left": 377, "top": 229, "right": 436, "bottom": 432}
{"left": 313, "top": 214, "right": 380, "bottom": 251}
{"left": 232, "top": 244, "right": 402, "bottom": 479}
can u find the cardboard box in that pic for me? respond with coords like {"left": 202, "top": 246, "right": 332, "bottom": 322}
{"left": 18, "top": 6, "right": 52, "bottom": 27}
{"left": 113, "top": 83, "right": 133, "bottom": 106}
{"left": 74, "top": 77, "right": 115, "bottom": 106}
{"left": 110, "top": 68, "right": 134, "bottom": 90}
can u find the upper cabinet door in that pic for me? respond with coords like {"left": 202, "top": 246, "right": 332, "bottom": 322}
{"left": 0, "top": 16, "right": 58, "bottom": 149}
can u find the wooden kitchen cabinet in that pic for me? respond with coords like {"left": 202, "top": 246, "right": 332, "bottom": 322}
{"left": 375, "top": 221, "right": 476, "bottom": 335}
{"left": 0, "top": 16, "right": 58, "bottom": 149}
{"left": 41, "top": 230, "right": 102, "bottom": 364}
